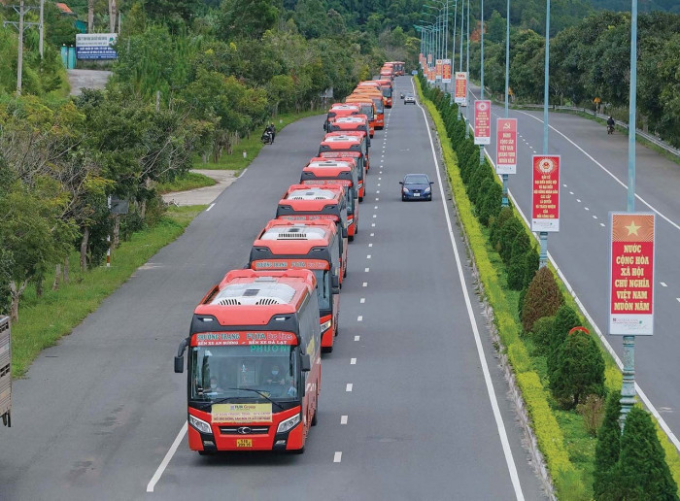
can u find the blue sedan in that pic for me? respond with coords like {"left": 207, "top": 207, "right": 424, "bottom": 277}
{"left": 400, "top": 174, "right": 434, "bottom": 201}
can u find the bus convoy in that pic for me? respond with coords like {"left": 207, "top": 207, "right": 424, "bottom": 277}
{"left": 174, "top": 62, "right": 405, "bottom": 455}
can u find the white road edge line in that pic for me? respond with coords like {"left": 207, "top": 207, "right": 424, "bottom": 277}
{"left": 472, "top": 122, "right": 680, "bottom": 455}
{"left": 413, "top": 78, "right": 525, "bottom": 501}
{"left": 146, "top": 421, "right": 187, "bottom": 493}
{"left": 206, "top": 203, "right": 216, "bottom": 212}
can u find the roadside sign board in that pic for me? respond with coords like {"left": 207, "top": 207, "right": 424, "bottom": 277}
{"left": 609, "top": 212, "right": 655, "bottom": 335}
{"left": 496, "top": 118, "right": 517, "bottom": 174}
{"left": 442, "top": 59, "right": 452, "bottom": 84}
{"left": 454, "top": 72, "right": 467, "bottom": 104}
{"left": 531, "top": 155, "right": 560, "bottom": 232}
{"left": 427, "top": 54, "right": 432, "bottom": 65}
{"left": 75, "top": 33, "right": 118, "bottom": 60}
{"left": 474, "top": 100, "right": 491, "bottom": 145}
{"left": 435, "top": 59, "right": 443, "bottom": 81}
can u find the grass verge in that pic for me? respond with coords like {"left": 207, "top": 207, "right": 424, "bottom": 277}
{"left": 11, "top": 205, "right": 207, "bottom": 377}
{"left": 416, "top": 77, "right": 587, "bottom": 500}
{"left": 416, "top": 78, "right": 680, "bottom": 497}
{"left": 156, "top": 171, "right": 216, "bottom": 194}
{"left": 194, "top": 109, "right": 325, "bottom": 171}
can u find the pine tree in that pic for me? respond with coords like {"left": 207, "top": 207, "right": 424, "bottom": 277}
{"left": 547, "top": 305, "right": 581, "bottom": 372}
{"left": 523, "top": 248, "right": 539, "bottom": 289}
{"left": 549, "top": 329, "right": 605, "bottom": 408}
{"left": 530, "top": 315, "right": 555, "bottom": 351}
{"left": 478, "top": 181, "right": 502, "bottom": 227}
{"left": 616, "top": 407, "right": 679, "bottom": 500}
{"left": 521, "top": 266, "right": 563, "bottom": 332}
{"left": 498, "top": 217, "right": 524, "bottom": 265}
{"left": 490, "top": 206, "right": 513, "bottom": 249}
{"left": 593, "top": 391, "right": 622, "bottom": 501}
{"left": 507, "top": 232, "right": 531, "bottom": 290}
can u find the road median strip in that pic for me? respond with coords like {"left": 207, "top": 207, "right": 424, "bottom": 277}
{"left": 415, "top": 76, "right": 680, "bottom": 499}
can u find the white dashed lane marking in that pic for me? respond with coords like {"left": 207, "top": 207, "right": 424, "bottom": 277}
{"left": 357, "top": 316, "right": 363, "bottom": 322}
{"left": 341, "top": 416, "right": 348, "bottom": 425}
{"left": 360, "top": 298, "right": 366, "bottom": 304}
{"left": 354, "top": 335, "right": 360, "bottom": 341}
{"left": 661, "top": 282, "right": 667, "bottom": 287}
{"left": 350, "top": 358, "right": 357, "bottom": 365}
{"left": 334, "top": 452, "right": 342, "bottom": 463}
{"left": 346, "top": 384, "right": 353, "bottom": 392}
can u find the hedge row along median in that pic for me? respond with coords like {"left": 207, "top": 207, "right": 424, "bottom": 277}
{"left": 414, "top": 75, "right": 680, "bottom": 500}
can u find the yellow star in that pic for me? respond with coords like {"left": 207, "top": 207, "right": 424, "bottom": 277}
{"left": 625, "top": 221, "right": 641, "bottom": 236}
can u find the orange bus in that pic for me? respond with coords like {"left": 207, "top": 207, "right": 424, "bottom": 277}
{"left": 324, "top": 131, "right": 369, "bottom": 169}
{"left": 301, "top": 158, "right": 359, "bottom": 240}
{"left": 276, "top": 184, "right": 349, "bottom": 280}
{"left": 319, "top": 134, "right": 370, "bottom": 189}
{"left": 324, "top": 103, "right": 360, "bottom": 132}
{"left": 326, "top": 115, "right": 372, "bottom": 147}
{"left": 249, "top": 220, "right": 341, "bottom": 352}
{"left": 343, "top": 97, "right": 376, "bottom": 136}
{"left": 174, "top": 269, "right": 321, "bottom": 454}
{"left": 393, "top": 61, "right": 405, "bottom": 76}
{"left": 376, "top": 79, "right": 394, "bottom": 107}
{"left": 352, "top": 91, "right": 385, "bottom": 129}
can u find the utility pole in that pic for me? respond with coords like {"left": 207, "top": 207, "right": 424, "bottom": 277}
{"left": 620, "top": 0, "right": 639, "bottom": 428}
{"left": 3, "top": 1, "right": 39, "bottom": 96}
{"left": 479, "top": 0, "right": 485, "bottom": 166}
{"left": 501, "top": 0, "right": 511, "bottom": 207}
{"left": 39, "top": 0, "right": 44, "bottom": 60}
{"left": 538, "top": 0, "right": 551, "bottom": 268}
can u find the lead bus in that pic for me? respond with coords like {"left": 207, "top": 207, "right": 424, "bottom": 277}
{"left": 249, "top": 220, "right": 341, "bottom": 352}
{"left": 1, "top": 316, "right": 10, "bottom": 427}
{"left": 276, "top": 184, "right": 349, "bottom": 280}
{"left": 301, "top": 157, "right": 360, "bottom": 240}
{"left": 174, "top": 269, "right": 321, "bottom": 454}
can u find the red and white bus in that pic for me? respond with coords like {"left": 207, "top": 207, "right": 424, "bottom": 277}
{"left": 276, "top": 184, "right": 349, "bottom": 279}
{"left": 322, "top": 132, "right": 370, "bottom": 172}
{"left": 249, "top": 220, "right": 341, "bottom": 351}
{"left": 376, "top": 79, "right": 394, "bottom": 108}
{"left": 174, "top": 269, "right": 321, "bottom": 454}
{"left": 301, "top": 158, "right": 359, "bottom": 239}
{"left": 317, "top": 150, "right": 366, "bottom": 202}
{"left": 324, "top": 104, "right": 361, "bottom": 132}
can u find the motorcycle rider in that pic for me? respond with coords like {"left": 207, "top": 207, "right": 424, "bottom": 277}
{"left": 607, "top": 116, "right": 615, "bottom": 133}
{"left": 266, "top": 123, "right": 276, "bottom": 144}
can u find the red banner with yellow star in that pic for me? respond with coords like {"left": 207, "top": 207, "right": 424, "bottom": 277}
{"left": 609, "top": 212, "right": 655, "bottom": 335}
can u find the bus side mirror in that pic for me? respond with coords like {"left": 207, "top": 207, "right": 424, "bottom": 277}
{"left": 332, "top": 276, "right": 340, "bottom": 294}
{"left": 175, "top": 338, "right": 188, "bottom": 373}
{"left": 301, "top": 354, "right": 311, "bottom": 372}
{"left": 399, "top": 181, "right": 403, "bottom": 185}
{"left": 342, "top": 227, "right": 348, "bottom": 238}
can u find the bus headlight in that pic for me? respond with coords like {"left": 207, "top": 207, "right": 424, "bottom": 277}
{"left": 189, "top": 414, "right": 212, "bottom": 435}
{"left": 277, "top": 413, "right": 301, "bottom": 434}
{"left": 320, "top": 320, "right": 332, "bottom": 332}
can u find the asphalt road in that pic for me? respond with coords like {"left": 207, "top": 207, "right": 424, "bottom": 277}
{"left": 468, "top": 84, "right": 680, "bottom": 447}
{"left": 0, "top": 78, "right": 547, "bottom": 501}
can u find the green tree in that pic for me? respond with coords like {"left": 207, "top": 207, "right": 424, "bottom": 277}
{"left": 295, "top": 0, "right": 330, "bottom": 38}
{"left": 219, "top": 0, "right": 280, "bottom": 40}
{"left": 613, "top": 407, "right": 679, "bottom": 501}
{"left": 594, "top": 391, "right": 622, "bottom": 500}
{"left": 546, "top": 305, "right": 581, "bottom": 370}
{"left": 521, "top": 266, "right": 563, "bottom": 332}
{"left": 549, "top": 329, "right": 605, "bottom": 408}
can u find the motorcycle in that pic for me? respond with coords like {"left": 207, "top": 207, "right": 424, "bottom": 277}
{"left": 261, "top": 130, "right": 273, "bottom": 145}
{"left": 400, "top": 92, "right": 405, "bottom": 99}
{"left": 607, "top": 124, "right": 615, "bottom": 135}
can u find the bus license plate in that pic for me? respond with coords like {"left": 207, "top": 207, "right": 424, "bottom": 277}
{"left": 236, "top": 439, "right": 252, "bottom": 448}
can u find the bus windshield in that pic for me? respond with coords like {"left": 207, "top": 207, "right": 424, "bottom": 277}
{"left": 190, "top": 345, "right": 299, "bottom": 402}
{"left": 382, "top": 87, "right": 392, "bottom": 98}
{"left": 313, "top": 269, "right": 332, "bottom": 310}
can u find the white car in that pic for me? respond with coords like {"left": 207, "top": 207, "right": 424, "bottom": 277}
{"left": 404, "top": 94, "right": 416, "bottom": 105}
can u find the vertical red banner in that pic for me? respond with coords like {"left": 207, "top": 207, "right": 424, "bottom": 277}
{"left": 442, "top": 59, "right": 452, "bottom": 84}
{"left": 474, "top": 100, "right": 491, "bottom": 145}
{"left": 435, "top": 59, "right": 443, "bottom": 80}
{"left": 609, "top": 213, "right": 655, "bottom": 335}
{"left": 531, "top": 155, "right": 560, "bottom": 232}
{"left": 496, "top": 118, "right": 517, "bottom": 174}
{"left": 454, "top": 72, "right": 467, "bottom": 104}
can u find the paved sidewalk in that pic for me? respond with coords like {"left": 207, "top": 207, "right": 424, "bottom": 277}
{"left": 161, "top": 169, "right": 237, "bottom": 206}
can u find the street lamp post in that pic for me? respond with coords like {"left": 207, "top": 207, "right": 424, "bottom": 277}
{"left": 620, "top": 0, "right": 639, "bottom": 428}
{"left": 538, "top": 0, "right": 551, "bottom": 269}
{"left": 465, "top": 0, "right": 471, "bottom": 138}
{"left": 501, "top": 0, "right": 511, "bottom": 207}
{"left": 479, "top": 0, "right": 485, "bottom": 166}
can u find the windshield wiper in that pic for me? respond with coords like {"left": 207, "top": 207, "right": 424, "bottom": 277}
{"left": 226, "top": 388, "right": 285, "bottom": 410}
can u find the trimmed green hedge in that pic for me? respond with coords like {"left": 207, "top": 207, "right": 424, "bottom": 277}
{"left": 415, "top": 77, "right": 581, "bottom": 499}
{"left": 414, "top": 75, "right": 680, "bottom": 498}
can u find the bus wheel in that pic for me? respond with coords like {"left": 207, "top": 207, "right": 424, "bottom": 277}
{"left": 198, "top": 450, "right": 216, "bottom": 456}
{"left": 348, "top": 235, "right": 354, "bottom": 242}
{"left": 292, "top": 445, "right": 306, "bottom": 455}
{"left": 322, "top": 346, "right": 333, "bottom": 354}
